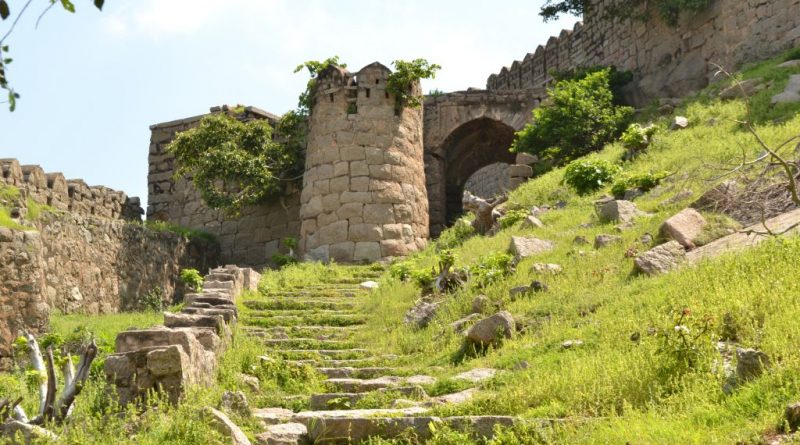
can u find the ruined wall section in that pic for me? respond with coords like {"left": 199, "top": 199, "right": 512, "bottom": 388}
{"left": 299, "top": 63, "right": 429, "bottom": 263}
{"left": 147, "top": 106, "right": 301, "bottom": 267}
{"left": 487, "top": 0, "right": 800, "bottom": 103}
{"left": 1, "top": 158, "right": 143, "bottom": 221}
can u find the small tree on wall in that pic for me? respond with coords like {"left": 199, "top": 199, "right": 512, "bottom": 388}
{"left": 539, "top": 0, "right": 713, "bottom": 26}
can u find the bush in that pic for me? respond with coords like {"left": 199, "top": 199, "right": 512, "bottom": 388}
{"left": 179, "top": 268, "right": 203, "bottom": 293}
{"left": 271, "top": 253, "right": 299, "bottom": 268}
{"left": 785, "top": 47, "right": 800, "bottom": 62}
{"left": 551, "top": 65, "right": 634, "bottom": 105}
{"left": 511, "top": 69, "right": 633, "bottom": 168}
{"left": 610, "top": 171, "right": 670, "bottom": 198}
{"left": 434, "top": 216, "right": 476, "bottom": 250}
{"left": 497, "top": 209, "right": 530, "bottom": 229}
{"left": 138, "top": 287, "right": 166, "bottom": 312}
{"left": 620, "top": 123, "right": 658, "bottom": 159}
{"left": 563, "top": 159, "right": 622, "bottom": 196}
{"left": 470, "top": 252, "right": 515, "bottom": 289}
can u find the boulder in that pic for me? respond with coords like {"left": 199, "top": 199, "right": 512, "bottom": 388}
{"left": 256, "top": 423, "right": 308, "bottom": 445}
{"left": 221, "top": 390, "right": 250, "bottom": 418}
{"left": 203, "top": 407, "right": 252, "bottom": 445}
{"left": 660, "top": 208, "right": 707, "bottom": 249}
{"left": 238, "top": 373, "right": 260, "bottom": 392}
{"left": 471, "top": 295, "right": 490, "bottom": 314}
{"left": 785, "top": 402, "right": 800, "bottom": 432}
{"left": 466, "top": 312, "right": 515, "bottom": 347}
{"left": 450, "top": 314, "right": 481, "bottom": 333}
{"left": 508, "top": 236, "right": 555, "bottom": 262}
{"left": 515, "top": 153, "right": 539, "bottom": 165}
{"left": 521, "top": 215, "right": 544, "bottom": 229}
{"left": 670, "top": 116, "right": 689, "bottom": 130}
{"left": 454, "top": 368, "right": 498, "bottom": 383}
{"left": 719, "top": 78, "right": 763, "bottom": 99}
{"left": 778, "top": 60, "right": 800, "bottom": 69}
{"left": 594, "top": 234, "right": 622, "bottom": 249}
{"left": 772, "top": 74, "right": 800, "bottom": 104}
{"left": 736, "top": 348, "right": 770, "bottom": 381}
{"left": 596, "top": 200, "right": 646, "bottom": 224}
{"left": 404, "top": 301, "right": 441, "bottom": 329}
{"left": 509, "top": 286, "right": 531, "bottom": 299}
{"left": 531, "top": 263, "right": 562, "bottom": 274}
{"left": 634, "top": 241, "right": 686, "bottom": 276}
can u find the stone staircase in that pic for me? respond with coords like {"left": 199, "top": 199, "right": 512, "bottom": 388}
{"left": 243, "top": 269, "right": 515, "bottom": 445}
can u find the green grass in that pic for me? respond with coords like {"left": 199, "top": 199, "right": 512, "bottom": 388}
{"left": 142, "top": 219, "right": 218, "bottom": 243}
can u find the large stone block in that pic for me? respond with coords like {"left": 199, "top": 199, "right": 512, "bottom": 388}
{"left": 354, "top": 242, "right": 382, "bottom": 262}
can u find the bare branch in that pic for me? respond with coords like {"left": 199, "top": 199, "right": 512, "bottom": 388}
{"left": 0, "top": 0, "right": 34, "bottom": 44}
{"left": 41, "top": 346, "right": 57, "bottom": 422}
{"left": 55, "top": 340, "right": 98, "bottom": 421}
{"left": 24, "top": 333, "right": 47, "bottom": 418}
{"left": 34, "top": 1, "right": 56, "bottom": 29}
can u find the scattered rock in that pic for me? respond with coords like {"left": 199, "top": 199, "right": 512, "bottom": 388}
{"left": 736, "top": 348, "right": 770, "bottom": 381}
{"left": 450, "top": 313, "right": 482, "bottom": 333}
{"left": 471, "top": 295, "right": 490, "bottom": 314}
{"left": 634, "top": 241, "right": 686, "bottom": 276}
{"left": 561, "top": 340, "right": 584, "bottom": 349}
{"left": 719, "top": 78, "right": 763, "bottom": 99}
{"left": 640, "top": 233, "right": 654, "bottom": 245}
{"left": 785, "top": 402, "right": 800, "bottom": 432}
{"left": 256, "top": 423, "right": 308, "bottom": 445}
{"left": 508, "top": 236, "right": 555, "bottom": 262}
{"left": 0, "top": 421, "right": 58, "bottom": 445}
{"left": 573, "top": 235, "right": 589, "bottom": 245}
{"left": 623, "top": 188, "right": 644, "bottom": 201}
{"left": 530, "top": 281, "right": 548, "bottom": 292}
{"left": 659, "top": 189, "right": 695, "bottom": 208}
{"left": 253, "top": 407, "right": 294, "bottom": 426}
{"left": 660, "top": 208, "right": 707, "bottom": 249}
{"left": 221, "top": 390, "right": 250, "bottom": 418}
{"left": 406, "top": 375, "right": 437, "bottom": 386}
{"left": 630, "top": 332, "right": 641, "bottom": 342}
{"left": 596, "top": 200, "right": 647, "bottom": 224}
{"left": 515, "top": 153, "right": 539, "bottom": 165}
{"left": 670, "top": 116, "right": 689, "bottom": 130}
{"left": 531, "top": 263, "right": 562, "bottom": 274}
{"left": 238, "top": 373, "right": 260, "bottom": 392}
{"left": 454, "top": 368, "right": 498, "bottom": 383}
{"left": 466, "top": 312, "right": 515, "bottom": 347}
{"left": 404, "top": 301, "right": 441, "bottom": 329}
{"left": 521, "top": 215, "right": 544, "bottom": 229}
{"left": 772, "top": 74, "right": 800, "bottom": 104}
{"left": 203, "top": 407, "right": 252, "bottom": 445}
{"left": 360, "top": 281, "right": 379, "bottom": 290}
{"left": 594, "top": 234, "right": 622, "bottom": 249}
{"left": 509, "top": 286, "right": 531, "bottom": 299}
{"left": 778, "top": 60, "right": 800, "bottom": 69}
{"left": 514, "top": 361, "right": 530, "bottom": 370}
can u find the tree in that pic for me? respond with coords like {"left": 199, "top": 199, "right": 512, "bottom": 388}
{"left": 0, "top": 0, "right": 104, "bottom": 111}
{"left": 539, "top": 0, "right": 713, "bottom": 26}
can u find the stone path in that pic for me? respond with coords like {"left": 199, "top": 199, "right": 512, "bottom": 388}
{"left": 242, "top": 270, "right": 511, "bottom": 445}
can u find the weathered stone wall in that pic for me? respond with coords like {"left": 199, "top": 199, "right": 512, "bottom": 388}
{"left": 0, "top": 159, "right": 220, "bottom": 370}
{"left": 487, "top": 0, "right": 800, "bottom": 104}
{"left": 463, "top": 163, "right": 512, "bottom": 199}
{"left": 1, "top": 158, "right": 143, "bottom": 221}
{"left": 299, "top": 63, "right": 429, "bottom": 262}
{"left": 147, "top": 106, "right": 301, "bottom": 267}
{"left": 0, "top": 229, "right": 48, "bottom": 370}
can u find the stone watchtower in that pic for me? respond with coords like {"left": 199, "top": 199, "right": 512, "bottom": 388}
{"left": 299, "top": 62, "right": 429, "bottom": 263}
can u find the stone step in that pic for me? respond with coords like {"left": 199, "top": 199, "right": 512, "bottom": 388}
{"left": 257, "top": 409, "right": 518, "bottom": 444}
{"left": 246, "top": 309, "right": 360, "bottom": 318}
{"left": 316, "top": 367, "right": 397, "bottom": 379}
{"left": 243, "top": 299, "right": 356, "bottom": 311}
{"left": 286, "top": 357, "right": 393, "bottom": 368}
{"left": 245, "top": 326, "right": 361, "bottom": 340}
{"left": 262, "top": 338, "right": 357, "bottom": 350}
{"left": 325, "top": 375, "right": 436, "bottom": 393}
{"left": 269, "top": 349, "right": 372, "bottom": 360}
{"left": 242, "top": 314, "right": 367, "bottom": 328}
{"left": 310, "top": 386, "right": 427, "bottom": 410}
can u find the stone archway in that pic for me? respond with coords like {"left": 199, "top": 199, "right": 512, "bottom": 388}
{"left": 441, "top": 118, "right": 516, "bottom": 225}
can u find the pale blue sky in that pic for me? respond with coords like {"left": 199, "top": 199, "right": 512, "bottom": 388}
{"left": 0, "top": 0, "right": 578, "bottom": 207}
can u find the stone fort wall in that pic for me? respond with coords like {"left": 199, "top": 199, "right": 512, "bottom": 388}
{"left": 0, "top": 159, "right": 218, "bottom": 370}
{"left": 147, "top": 106, "right": 301, "bottom": 267}
{"left": 487, "top": 0, "right": 800, "bottom": 104}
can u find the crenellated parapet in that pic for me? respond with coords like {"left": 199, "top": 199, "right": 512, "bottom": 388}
{"left": 487, "top": 0, "right": 800, "bottom": 104}
{"left": 0, "top": 158, "right": 144, "bottom": 221}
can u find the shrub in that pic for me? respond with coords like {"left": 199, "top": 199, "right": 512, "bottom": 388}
{"left": 563, "top": 159, "right": 622, "bottom": 196}
{"left": 386, "top": 59, "right": 441, "bottom": 108}
{"left": 179, "top": 268, "right": 203, "bottom": 293}
{"left": 784, "top": 47, "right": 800, "bottom": 62}
{"left": 497, "top": 209, "right": 530, "bottom": 229}
{"left": 271, "top": 253, "right": 299, "bottom": 268}
{"left": 620, "top": 123, "right": 658, "bottom": 158}
{"left": 610, "top": 171, "right": 670, "bottom": 198}
{"left": 434, "top": 216, "right": 476, "bottom": 250}
{"left": 511, "top": 69, "right": 633, "bottom": 168}
{"left": 138, "top": 287, "right": 166, "bottom": 312}
{"left": 551, "top": 65, "right": 634, "bottom": 105}
{"left": 470, "top": 252, "right": 515, "bottom": 289}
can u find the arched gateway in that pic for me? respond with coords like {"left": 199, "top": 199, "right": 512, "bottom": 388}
{"left": 423, "top": 89, "right": 542, "bottom": 236}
